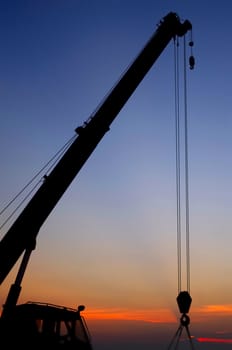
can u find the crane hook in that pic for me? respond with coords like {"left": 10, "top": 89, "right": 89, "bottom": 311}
{"left": 188, "top": 40, "right": 195, "bottom": 70}
{"left": 189, "top": 55, "right": 195, "bottom": 70}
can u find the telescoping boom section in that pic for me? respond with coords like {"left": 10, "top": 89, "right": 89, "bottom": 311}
{"left": 0, "top": 12, "right": 192, "bottom": 286}
{"left": 0, "top": 12, "right": 192, "bottom": 284}
{"left": 0, "top": 11, "right": 192, "bottom": 350}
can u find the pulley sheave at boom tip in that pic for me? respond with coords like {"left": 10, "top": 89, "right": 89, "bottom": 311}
{"left": 0, "top": 12, "right": 192, "bottom": 286}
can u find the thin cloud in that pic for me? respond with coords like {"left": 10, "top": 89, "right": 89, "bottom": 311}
{"left": 85, "top": 307, "right": 176, "bottom": 323}
{"left": 193, "top": 304, "right": 232, "bottom": 315}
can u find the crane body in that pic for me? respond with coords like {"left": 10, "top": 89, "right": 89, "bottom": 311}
{"left": 0, "top": 12, "right": 192, "bottom": 350}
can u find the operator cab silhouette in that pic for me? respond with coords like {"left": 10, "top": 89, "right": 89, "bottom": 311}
{"left": 0, "top": 302, "right": 92, "bottom": 350}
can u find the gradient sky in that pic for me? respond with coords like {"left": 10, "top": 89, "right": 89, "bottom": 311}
{"left": 1, "top": 1, "right": 232, "bottom": 349}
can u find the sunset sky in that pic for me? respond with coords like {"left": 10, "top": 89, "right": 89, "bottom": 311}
{"left": 1, "top": 1, "right": 232, "bottom": 349}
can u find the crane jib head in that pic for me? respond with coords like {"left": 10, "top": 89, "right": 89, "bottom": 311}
{"left": 177, "top": 19, "right": 192, "bottom": 37}
{"left": 160, "top": 12, "right": 192, "bottom": 38}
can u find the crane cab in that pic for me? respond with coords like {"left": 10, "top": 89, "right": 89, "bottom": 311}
{"left": 0, "top": 302, "right": 93, "bottom": 350}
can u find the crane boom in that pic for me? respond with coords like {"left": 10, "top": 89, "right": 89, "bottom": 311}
{"left": 0, "top": 12, "right": 192, "bottom": 285}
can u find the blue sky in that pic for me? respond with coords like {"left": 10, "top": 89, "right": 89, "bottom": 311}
{"left": 1, "top": 1, "right": 232, "bottom": 349}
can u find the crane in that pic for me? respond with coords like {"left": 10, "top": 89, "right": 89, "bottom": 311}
{"left": 0, "top": 12, "right": 192, "bottom": 350}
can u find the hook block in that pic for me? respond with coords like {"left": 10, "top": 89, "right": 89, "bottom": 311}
{"left": 177, "top": 291, "right": 192, "bottom": 314}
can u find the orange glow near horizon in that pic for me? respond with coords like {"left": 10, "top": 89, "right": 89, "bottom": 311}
{"left": 84, "top": 307, "right": 176, "bottom": 323}
{"left": 196, "top": 304, "right": 232, "bottom": 314}
{"left": 192, "top": 304, "right": 232, "bottom": 322}
{"left": 83, "top": 303, "right": 232, "bottom": 325}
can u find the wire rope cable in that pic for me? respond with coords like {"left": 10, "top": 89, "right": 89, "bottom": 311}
{"left": 0, "top": 134, "right": 77, "bottom": 231}
{"left": 183, "top": 35, "right": 191, "bottom": 293}
{"left": 174, "top": 35, "right": 191, "bottom": 294}
{"left": 174, "top": 37, "right": 182, "bottom": 294}
{"left": 167, "top": 28, "right": 195, "bottom": 350}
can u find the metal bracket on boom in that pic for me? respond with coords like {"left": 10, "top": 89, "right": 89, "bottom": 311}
{"left": 1, "top": 239, "right": 36, "bottom": 318}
